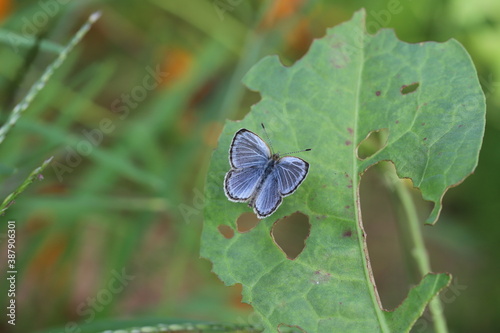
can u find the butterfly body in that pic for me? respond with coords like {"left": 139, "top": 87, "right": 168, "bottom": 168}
{"left": 224, "top": 128, "right": 309, "bottom": 219}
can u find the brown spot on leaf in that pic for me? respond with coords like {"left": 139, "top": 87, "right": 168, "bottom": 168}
{"left": 310, "top": 270, "right": 332, "bottom": 285}
{"left": 278, "top": 324, "right": 306, "bottom": 333}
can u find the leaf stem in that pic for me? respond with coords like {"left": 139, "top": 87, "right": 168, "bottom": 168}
{"left": 383, "top": 166, "right": 448, "bottom": 333}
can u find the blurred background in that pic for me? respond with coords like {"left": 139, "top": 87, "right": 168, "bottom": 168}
{"left": 0, "top": 0, "right": 498, "bottom": 332}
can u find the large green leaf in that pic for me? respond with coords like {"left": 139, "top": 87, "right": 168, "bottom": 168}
{"left": 201, "top": 9, "right": 484, "bottom": 333}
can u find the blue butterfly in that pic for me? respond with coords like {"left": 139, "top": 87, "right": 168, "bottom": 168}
{"left": 224, "top": 124, "right": 310, "bottom": 219}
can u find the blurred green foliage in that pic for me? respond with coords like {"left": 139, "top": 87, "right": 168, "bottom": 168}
{"left": 0, "top": 0, "right": 498, "bottom": 332}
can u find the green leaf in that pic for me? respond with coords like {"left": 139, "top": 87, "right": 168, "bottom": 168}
{"left": 201, "top": 9, "right": 484, "bottom": 333}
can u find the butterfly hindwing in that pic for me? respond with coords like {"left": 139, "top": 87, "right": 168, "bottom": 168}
{"left": 253, "top": 173, "right": 282, "bottom": 218}
{"left": 229, "top": 129, "right": 270, "bottom": 169}
{"left": 274, "top": 156, "right": 309, "bottom": 196}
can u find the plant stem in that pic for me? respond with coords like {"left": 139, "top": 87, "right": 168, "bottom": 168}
{"left": 0, "top": 156, "right": 53, "bottom": 215}
{"left": 96, "top": 322, "right": 261, "bottom": 333}
{"left": 384, "top": 166, "right": 448, "bottom": 333}
{"left": 0, "top": 11, "right": 101, "bottom": 145}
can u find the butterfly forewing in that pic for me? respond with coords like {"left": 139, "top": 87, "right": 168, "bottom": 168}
{"left": 224, "top": 167, "right": 262, "bottom": 202}
{"left": 275, "top": 156, "right": 309, "bottom": 195}
{"left": 229, "top": 129, "right": 270, "bottom": 169}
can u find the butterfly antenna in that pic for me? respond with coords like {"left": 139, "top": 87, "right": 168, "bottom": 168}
{"left": 261, "top": 123, "right": 275, "bottom": 153}
{"left": 280, "top": 148, "right": 312, "bottom": 157}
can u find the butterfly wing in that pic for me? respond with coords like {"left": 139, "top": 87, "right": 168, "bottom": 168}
{"left": 275, "top": 156, "right": 309, "bottom": 196}
{"left": 224, "top": 167, "right": 264, "bottom": 202}
{"left": 253, "top": 174, "right": 282, "bottom": 219}
{"left": 229, "top": 129, "right": 271, "bottom": 169}
{"left": 225, "top": 129, "right": 269, "bottom": 202}
{"left": 225, "top": 128, "right": 308, "bottom": 218}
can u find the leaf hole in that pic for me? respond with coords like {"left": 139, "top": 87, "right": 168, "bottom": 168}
{"left": 401, "top": 82, "right": 420, "bottom": 95}
{"left": 356, "top": 128, "right": 389, "bottom": 160}
{"left": 236, "top": 212, "right": 260, "bottom": 233}
{"left": 217, "top": 225, "right": 234, "bottom": 239}
{"left": 360, "top": 161, "right": 433, "bottom": 310}
{"left": 271, "top": 212, "right": 310, "bottom": 260}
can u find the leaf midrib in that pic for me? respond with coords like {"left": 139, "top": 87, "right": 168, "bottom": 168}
{"left": 351, "top": 31, "right": 390, "bottom": 332}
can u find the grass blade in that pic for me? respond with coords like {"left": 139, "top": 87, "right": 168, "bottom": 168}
{"left": 0, "top": 156, "right": 53, "bottom": 215}
{"left": 0, "top": 11, "right": 102, "bottom": 145}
